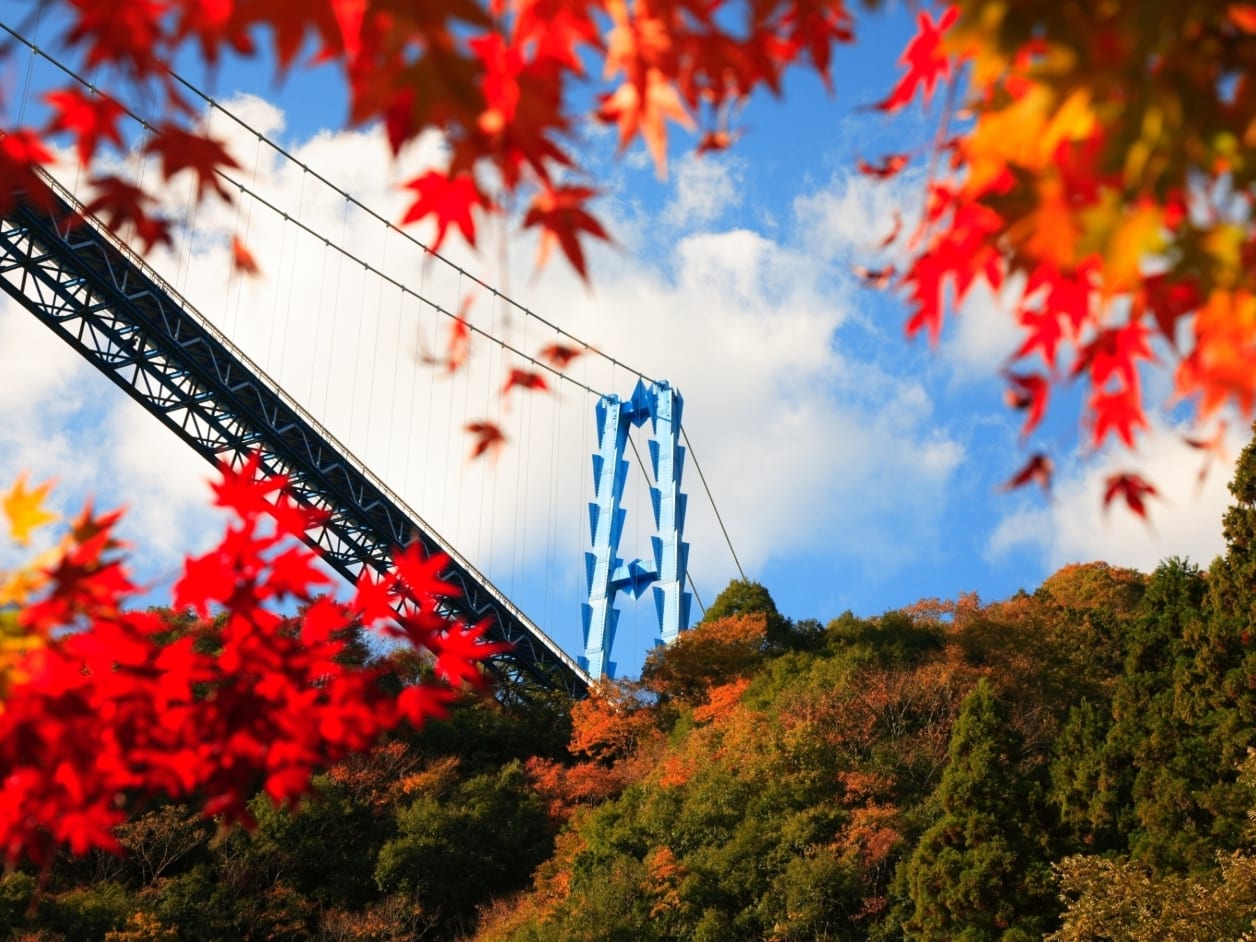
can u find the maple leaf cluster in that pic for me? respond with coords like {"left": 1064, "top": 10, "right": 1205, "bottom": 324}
{"left": 860, "top": 2, "right": 1256, "bottom": 514}
{"left": 0, "top": 459, "right": 506, "bottom": 865}
{"left": 12, "top": 0, "right": 856, "bottom": 279}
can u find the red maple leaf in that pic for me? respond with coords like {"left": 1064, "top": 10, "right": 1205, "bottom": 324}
{"left": 538, "top": 342, "right": 583, "bottom": 369}
{"left": 226, "top": 0, "right": 346, "bottom": 70}
{"left": 1013, "top": 305, "right": 1067, "bottom": 370}
{"left": 145, "top": 125, "right": 241, "bottom": 201}
{"left": 1103, "top": 472, "right": 1158, "bottom": 519}
{"left": 0, "top": 129, "right": 54, "bottom": 215}
{"left": 45, "top": 89, "right": 126, "bottom": 163}
{"left": 466, "top": 421, "right": 506, "bottom": 460}
{"left": 873, "top": 7, "right": 960, "bottom": 112}
{"left": 401, "top": 170, "right": 490, "bottom": 252}
{"left": 352, "top": 568, "right": 400, "bottom": 627}
{"left": 697, "top": 129, "right": 738, "bottom": 154}
{"left": 63, "top": 0, "right": 165, "bottom": 75}
{"left": 447, "top": 312, "right": 472, "bottom": 373}
{"left": 502, "top": 367, "right": 550, "bottom": 396}
{"left": 1090, "top": 388, "right": 1149, "bottom": 449}
{"left": 1074, "top": 321, "right": 1156, "bottom": 390}
{"left": 523, "top": 184, "right": 611, "bottom": 279}
{"left": 83, "top": 174, "right": 173, "bottom": 252}
{"left": 1001, "top": 452, "right": 1053, "bottom": 492}
{"left": 1003, "top": 371, "right": 1050, "bottom": 437}
{"left": 427, "top": 619, "right": 511, "bottom": 688}
{"left": 856, "top": 154, "right": 909, "bottom": 179}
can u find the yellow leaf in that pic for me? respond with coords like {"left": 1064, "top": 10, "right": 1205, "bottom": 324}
{"left": 963, "top": 85, "right": 1096, "bottom": 192}
{"left": 1040, "top": 88, "right": 1096, "bottom": 158}
{"left": 0, "top": 567, "right": 47, "bottom": 608}
{"left": 1105, "top": 203, "right": 1164, "bottom": 291}
{"left": 1204, "top": 222, "right": 1245, "bottom": 285}
{"left": 2, "top": 474, "right": 57, "bottom": 546}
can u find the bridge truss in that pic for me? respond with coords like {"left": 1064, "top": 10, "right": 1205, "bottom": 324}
{"left": 0, "top": 176, "right": 591, "bottom": 699}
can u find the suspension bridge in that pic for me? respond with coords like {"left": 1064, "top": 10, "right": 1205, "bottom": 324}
{"left": 0, "top": 19, "right": 745, "bottom": 699}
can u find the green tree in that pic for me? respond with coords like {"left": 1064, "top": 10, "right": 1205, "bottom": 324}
{"left": 1111, "top": 557, "right": 1220, "bottom": 872}
{"left": 1182, "top": 423, "right": 1256, "bottom": 852}
{"left": 375, "top": 761, "right": 549, "bottom": 935}
{"left": 899, "top": 679, "right": 1054, "bottom": 941}
{"left": 1049, "top": 698, "right": 1123, "bottom": 853}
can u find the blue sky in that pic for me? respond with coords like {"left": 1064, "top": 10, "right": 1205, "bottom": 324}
{"left": 0, "top": 1, "right": 1246, "bottom": 678}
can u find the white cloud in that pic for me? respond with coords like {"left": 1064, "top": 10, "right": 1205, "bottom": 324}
{"left": 792, "top": 169, "right": 916, "bottom": 265}
{"left": 663, "top": 155, "right": 742, "bottom": 227}
{"left": 944, "top": 278, "right": 1024, "bottom": 380}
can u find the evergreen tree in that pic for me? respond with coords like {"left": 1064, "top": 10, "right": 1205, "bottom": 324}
{"left": 699, "top": 579, "right": 790, "bottom": 645}
{"left": 1049, "top": 698, "right": 1123, "bottom": 853}
{"left": 900, "top": 680, "right": 1054, "bottom": 941}
{"left": 1106, "top": 557, "right": 1217, "bottom": 872}
{"left": 1180, "top": 425, "right": 1256, "bottom": 856}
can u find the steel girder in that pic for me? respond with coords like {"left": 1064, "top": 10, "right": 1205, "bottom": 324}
{"left": 0, "top": 180, "right": 590, "bottom": 699}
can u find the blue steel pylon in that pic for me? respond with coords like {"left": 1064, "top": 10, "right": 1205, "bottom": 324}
{"left": 581, "top": 379, "right": 691, "bottom": 678}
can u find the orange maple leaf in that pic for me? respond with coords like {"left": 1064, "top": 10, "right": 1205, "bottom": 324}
{"left": 852, "top": 265, "right": 896, "bottom": 289}
{"left": 875, "top": 211, "right": 904, "bottom": 249}
{"left": 231, "top": 236, "right": 260, "bottom": 275}
{"left": 597, "top": 69, "right": 694, "bottom": 176}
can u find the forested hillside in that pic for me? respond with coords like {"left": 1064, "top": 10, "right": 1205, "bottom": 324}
{"left": 10, "top": 434, "right": 1256, "bottom": 941}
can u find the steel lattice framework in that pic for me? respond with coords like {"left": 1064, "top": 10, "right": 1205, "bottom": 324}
{"left": 0, "top": 177, "right": 590, "bottom": 699}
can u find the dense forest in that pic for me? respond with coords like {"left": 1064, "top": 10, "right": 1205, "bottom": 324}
{"left": 10, "top": 431, "right": 1256, "bottom": 941}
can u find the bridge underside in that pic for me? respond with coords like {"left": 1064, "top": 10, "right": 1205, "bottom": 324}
{"left": 0, "top": 178, "right": 590, "bottom": 700}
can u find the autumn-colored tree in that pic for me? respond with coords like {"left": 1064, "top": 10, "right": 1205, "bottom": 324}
{"left": 641, "top": 612, "right": 770, "bottom": 702}
{"left": 1050, "top": 851, "right": 1256, "bottom": 942}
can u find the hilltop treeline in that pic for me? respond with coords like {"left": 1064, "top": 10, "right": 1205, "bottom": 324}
{"left": 9, "top": 437, "right": 1256, "bottom": 941}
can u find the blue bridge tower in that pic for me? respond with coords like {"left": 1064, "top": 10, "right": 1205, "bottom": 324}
{"left": 582, "top": 379, "right": 691, "bottom": 678}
